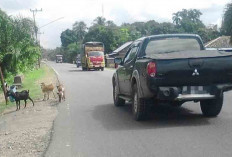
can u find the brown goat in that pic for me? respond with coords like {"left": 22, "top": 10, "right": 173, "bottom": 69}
{"left": 57, "top": 84, "right": 65, "bottom": 102}
{"left": 41, "top": 83, "right": 56, "bottom": 100}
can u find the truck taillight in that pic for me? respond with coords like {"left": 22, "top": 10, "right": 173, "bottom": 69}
{"left": 147, "top": 62, "right": 157, "bottom": 77}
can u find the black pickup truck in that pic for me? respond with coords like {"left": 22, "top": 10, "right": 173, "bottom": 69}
{"left": 112, "top": 34, "right": 232, "bottom": 121}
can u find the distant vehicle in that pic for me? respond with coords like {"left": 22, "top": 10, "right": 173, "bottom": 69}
{"left": 112, "top": 34, "right": 232, "bottom": 121}
{"left": 56, "top": 55, "right": 63, "bottom": 63}
{"left": 81, "top": 42, "right": 105, "bottom": 71}
{"left": 76, "top": 56, "right": 81, "bottom": 68}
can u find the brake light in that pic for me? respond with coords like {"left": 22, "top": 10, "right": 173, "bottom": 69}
{"left": 147, "top": 62, "right": 157, "bottom": 77}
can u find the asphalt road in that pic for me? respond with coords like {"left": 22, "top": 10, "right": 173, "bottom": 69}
{"left": 45, "top": 62, "right": 232, "bottom": 157}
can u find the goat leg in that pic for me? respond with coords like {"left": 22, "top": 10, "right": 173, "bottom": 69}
{"left": 43, "top": 93, "right": 46, "bottom": 101}
{"left": 53, "top": 91, "right": 56, "bottom": 99}
{"left": 19, "top": 101, "right": 21, "bottom": 110}
{"left": 24, "top": 100, "right": 27, "bottom": 108}
{"left": 28, "top": 97, "right": 34, "bottom": 106}
{"left": 47, "top": 92, "right": 50, "bottom": 100}
{"left": 16, "top": 101, "right": 18, "bottom": 111}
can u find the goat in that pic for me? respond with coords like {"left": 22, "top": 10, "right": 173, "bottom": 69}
{"left": 40, "top": 83, "right": 56, "bottom": 100}
{"left": 6, "top": 90, "right": 34, "bottom": 111}
{"left": 57, "top": 84, "right": 65, "bottom": 102}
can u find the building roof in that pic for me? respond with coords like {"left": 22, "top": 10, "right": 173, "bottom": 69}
{"left": 205, "top": 36, "right": 232, "bottom": 48}
{"left": 113, "top": 41, "right": 133, "bottom": 53}
{"left": 109, "top": 41, "right": 133, "bottom": 56}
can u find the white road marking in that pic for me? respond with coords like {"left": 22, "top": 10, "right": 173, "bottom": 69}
{"left": 41, "top": 61, "right": 60, "bottom": 76}
{"left": 51, "top": 67, "right": 60, "bottom": 76}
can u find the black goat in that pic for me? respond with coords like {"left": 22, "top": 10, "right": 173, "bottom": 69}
{"left": 6, "top": 90, "right": 34, "bottom": 111}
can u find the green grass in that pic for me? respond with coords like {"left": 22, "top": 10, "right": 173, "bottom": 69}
{"left": 22, "top": 66, "right": 46, "bottom": 99}
{"left": 0, "top": 64, "right": 55, "bottom": 113}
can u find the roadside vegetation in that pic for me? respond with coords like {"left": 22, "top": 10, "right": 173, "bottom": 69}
{"left": 43, "top": 8, "right": 223, "bottom": 63}
{"left": 0, "top": 8, "right": 41, "bottom": 83}
{"left": 222, "top": 2, "right": 232, "bottom": 43}
{"left": 0, "top": 64, "right": 54, "bottom": 113}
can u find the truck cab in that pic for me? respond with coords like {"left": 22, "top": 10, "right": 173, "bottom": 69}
{"left": 56, "top": 55, "right": 63, "bottom": 63}
{"left": 81, "top": 42, "right": 105, "bottom": 71}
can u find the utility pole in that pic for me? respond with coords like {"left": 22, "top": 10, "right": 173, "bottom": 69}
{"left": 30, "top": 8, "right": 42, "bottom": 68}
{"left": 30, "top": 8, "right": 42, "bottom": 42}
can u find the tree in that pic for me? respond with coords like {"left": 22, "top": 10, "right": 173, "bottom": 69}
{"left": 93, "top": 16, "right": 106, "bottom": 26}
{"left": 172, "top": 9, "right": 205, "bottom": 33}
{"left": 60, "top": 29, "right": 75, "bottom": 47}
{"left": 222, "top": 3, "right": 232, "bottom": 43}
{"left": 72, "top": 21, "right": 87, "bottom": 42}
{"left": 106, "top": 20, "right": 117, "bottom": 28}
{"left": 131, "top": 22, "right": 147, "bottom": 36}
{"left": 0, "top": 8, "right": 41, "bottom": 81}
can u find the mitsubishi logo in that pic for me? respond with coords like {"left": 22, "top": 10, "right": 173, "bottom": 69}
{"left": 192, "top": 69, "right": 199, "bottom": 76}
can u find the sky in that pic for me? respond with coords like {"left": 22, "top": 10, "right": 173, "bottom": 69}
{"left": 0, "top": 0, "right": 231, "bottom": 49}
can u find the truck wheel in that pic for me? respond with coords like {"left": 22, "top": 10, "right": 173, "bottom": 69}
{"left": 113, "top": 80, "right": 125, "bottom": 107}
{"left": 132, "top": 84, "right": 148, "bottom": 121}
{"left": 82, "top": 67, "right": 86, "bottom": 71}
{"left": 101, "top": 68, "right": 104, "bottom": 71}
{"left": 200, "top": 95, "right": 223, "bottom": 117}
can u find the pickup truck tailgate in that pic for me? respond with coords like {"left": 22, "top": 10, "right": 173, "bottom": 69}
{"left": 153, "top": 51, "right": 232, "bottom": 86}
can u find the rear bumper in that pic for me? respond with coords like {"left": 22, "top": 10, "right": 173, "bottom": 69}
{"left": 142, "top": 84, "right": 232, "bottom": 101}
{"left": 175, "top": 94, "right": 215, "bottom": 101}
{"left": 88, "top": 65, "right": 104, "bottom": 68}
{"left": 88, "top": 62, "right": 105, "bottom": 68}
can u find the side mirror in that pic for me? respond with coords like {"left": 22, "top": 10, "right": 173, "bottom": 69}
{"left": 114, "top": 57, "right": 122, "bottom": 65}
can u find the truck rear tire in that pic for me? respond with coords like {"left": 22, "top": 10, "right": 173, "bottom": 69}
{"left": 82, "top": 67, "right": 86, "bottom": 71}
{"left": 200, "top": 95, "right": 223, "bottom": 117}
{"left": 101, "top": 68, "right": 104, "bottom": 71}
{"left": 132, "top": 84, "right": 148, "bottom": 121}
{"left": 113, "top": 80, "right": 125, "bottom": 107}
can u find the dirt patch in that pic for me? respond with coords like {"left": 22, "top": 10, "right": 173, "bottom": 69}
{"left": 0, "top": 99, "right": 58, "bottom": 157}
{"left": 0, "top": 63, "right": 60, "bottom": 157}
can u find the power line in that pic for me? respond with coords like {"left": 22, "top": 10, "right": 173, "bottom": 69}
{"left": 39, "top": 17, "right": 64, "bottom": 29}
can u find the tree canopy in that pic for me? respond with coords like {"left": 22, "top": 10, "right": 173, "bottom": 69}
{"left": 0, "top": 8, "right": 41, "bottom": 82}
{"left": 222, "top": 3, "right": 232, "bottom": 43}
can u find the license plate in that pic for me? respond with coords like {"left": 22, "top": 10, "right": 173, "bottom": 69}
{"left": 182, "top": 86, "right": 208, "bottom": 94}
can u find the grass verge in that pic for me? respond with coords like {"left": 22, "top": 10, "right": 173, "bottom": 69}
{"left": 0, "top": 63, "right": 56, "bottom": 113}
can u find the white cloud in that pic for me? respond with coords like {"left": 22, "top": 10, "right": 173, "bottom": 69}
{"left": 0, "top": 0, "right": 231, "bottom": 48}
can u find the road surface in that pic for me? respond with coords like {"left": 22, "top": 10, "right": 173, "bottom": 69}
{"left": 45, "top": 62, "right": 232, "bottom": 157}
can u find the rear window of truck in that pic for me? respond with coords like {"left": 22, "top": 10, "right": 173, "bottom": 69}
{"left": 88, "top": 51, "right": 104, "bottom": 57}
{"left": 145, "top": 38, "right": 201, "bottom": 55}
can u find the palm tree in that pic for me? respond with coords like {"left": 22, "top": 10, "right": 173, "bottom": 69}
{"left": 72, "top": 21, "right": 87, "bottom": 41}
{"left": 172, "top": 12, "right": 181, "bottom": 25}
{"left": 223, "top": 3, "right": 232, "bottom": 43}
{"left": 93, "top": 16, "right": 106, "bottom": 26}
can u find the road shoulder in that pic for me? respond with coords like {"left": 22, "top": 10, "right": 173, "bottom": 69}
{"left": 0, "top": 63, "right": 59, "bottom": 157}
